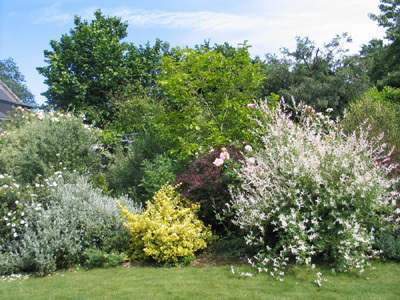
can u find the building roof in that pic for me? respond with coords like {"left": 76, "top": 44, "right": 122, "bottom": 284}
{"left": 0, "top": 80, "right": 34, "bottom": 120}
{"left": 0, "top": 111, "right": 9, "bottom": 120}
{"left": 0, "top": 79, "right": 33, "bottom": 107}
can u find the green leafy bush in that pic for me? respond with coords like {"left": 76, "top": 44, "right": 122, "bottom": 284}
{"left": 375, "top": 228, "right": 400, "bottom": 261}
{"left": 139, "top": 153, "right": 177, "bottom": 200}
{"left": 342, "top": 87, "right": 400, "bottom": 159}
{"left": 0, "top": 175, "right": 142, "bottom": 276}
{"left": 107, "top": 131, "right": 171, "bottom": 201}
{"left": 0, "top": 108, "right": 103, "bottom": 185}
{"left": 158, "top": 44, "right": 264, "bottom": 159}
{"left": 82, "top": 248, "right": 125, "bottom": 268}
{"left": 229, "top": 99, "right": 399, "bottom": 284}
{"left": 119, "top": 184, "right": 212, "bottom": 264}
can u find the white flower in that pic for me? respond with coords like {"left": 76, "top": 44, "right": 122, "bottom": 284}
{"left": 248, "top": 157, "right": 256, "bottom": 165}
{"left": 230, "top": 265, "right": 235, "bottom": 275}
{"left": 245, "top": 145, "right": 253, "bottom": 152}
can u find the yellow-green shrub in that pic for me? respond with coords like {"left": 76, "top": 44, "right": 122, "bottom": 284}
{"left": 118, "top": 184, "right": 212, "bottom": 264}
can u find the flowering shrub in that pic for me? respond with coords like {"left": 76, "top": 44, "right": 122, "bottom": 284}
{"left": 119, "top": 184, "right": 212, "bottom": 264}
{"left": 175, "top": 145, "right": 243, "bottom": 233}
{"left": 0, "top": 175, "right": 142, "bottom": 276}
{"left": 229, "top": 99, "right": 400, "bottom": 283}
{"left": 0, "top": 173, "right": 53, "bottom": 241}
{"left": 0, "top": 107, "right": 103, "bottom": 185}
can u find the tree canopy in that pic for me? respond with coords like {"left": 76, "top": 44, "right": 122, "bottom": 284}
{"left": 157, "top": 43, "right": 264, "bottom": 158}
{"left": 0, "top": 57, "right": 36, "bottom": 106}
{"left": 37, "top": 9, "right": 169, "bottom": 127}
{"left": 362, "top": 0, "right": 400, "bottom": 89}
{"left": 260, "top": 34, "right": 369, "bottom": 115}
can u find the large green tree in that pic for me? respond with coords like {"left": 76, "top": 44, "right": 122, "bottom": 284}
{"left": 37, "top": 9, "right": 168, "bottom": 126}
{"left": 370, "top": 0, "right": 400, "bottom": 41}
{"left": 158, "top": 43, "right": 264, "bottom": 159}
{"left": 362, "top": 0, "right": 400, "bottom": 89}
{"left": 0, "top": 57, "right": 36, "bottom": 106}
{"left": 261, "top": 34, "right": 369, "bottom": 116}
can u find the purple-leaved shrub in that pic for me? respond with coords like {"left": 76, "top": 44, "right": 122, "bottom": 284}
{"left": 175, "top": 145, "right": 243, "bottom": 234}
{"left": 229, "top": 99, "right": 400, "bottom": 285}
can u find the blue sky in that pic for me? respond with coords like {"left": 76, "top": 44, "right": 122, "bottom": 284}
{"left": 0, "top": 0, "right": 385, "bottom": 105}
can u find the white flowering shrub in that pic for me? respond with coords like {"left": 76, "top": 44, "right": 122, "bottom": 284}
{"left": 0, "top": 175, "right": 143, "bottom": 276}
{"left": 0, "top": 173, "right": 53, "bottom": 242}
{"left": 229, "top": 100, "right": 400, "bottom": 283}
{"left": 0, "top": 107, "right": 103, "bottom": 184}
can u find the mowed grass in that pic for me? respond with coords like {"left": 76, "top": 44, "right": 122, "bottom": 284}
{"left": 0, "top": 261, "right": 399, "bottom": 300}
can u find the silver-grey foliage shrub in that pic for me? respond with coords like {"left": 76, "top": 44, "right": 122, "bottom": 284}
{"left": 229, "top": 99, "right": 399, "bottom": 285}
{"left": 0, "top": 175, "right": 142, "bottom": 276}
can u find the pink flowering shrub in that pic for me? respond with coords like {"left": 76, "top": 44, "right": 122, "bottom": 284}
{"left": 229, "top": 99, "right": 400, "bottom": 284}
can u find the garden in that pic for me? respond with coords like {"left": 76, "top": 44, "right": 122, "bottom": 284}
{"left": 1, "top": 6, "right": 400, "bottom": 299}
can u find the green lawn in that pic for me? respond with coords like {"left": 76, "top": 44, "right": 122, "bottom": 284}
{"left": 0, "top": 261, "right": 399, "bottom": 300}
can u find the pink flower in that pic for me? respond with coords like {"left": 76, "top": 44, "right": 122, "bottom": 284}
{"left": 220, "top": 151, "right": 230, "bottom": 160}
{"left": 221, "top": 147, "right": 227, "bottom": 152}
{"left": 247, "top": 103, "right": 256, "bottom": 109}
{"left": 254, "top": 166, "right": 263, "bottom": 173}
{"left": 213, "top": 158, "right": 224, "bottom": 167}
{"left": 248, "top": 157, "right": 256, "bottom": 165}
{"left": 245, "top": 145, "right": 253, "bottom": 152}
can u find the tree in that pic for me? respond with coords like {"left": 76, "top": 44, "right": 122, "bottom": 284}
{"left": 37, "top": 9, "right": 168, "bottom": 127}
{"left": 363, "top": 0, "right": 400, "bottom": 88}
{"left": 157, "top": 43, "right": 264, "bottom": 159}
{"left": 0, "top": 57, "right": 36, "bottom": 106}
{"left": 370, "top": 0, "right": 400, "bottom": 41}
{"left": 261, "top": 34, "right": 369, "bottom": 116}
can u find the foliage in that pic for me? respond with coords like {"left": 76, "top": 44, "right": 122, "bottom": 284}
{"left": 261, "top": 34, "right": 369, "bottom": 116}
{"left": 229, "top": 99, "right": 400, "bottom": 284}
{"left": 175, "top": 145, "right": 244, "bottom": 234}
{"left": 37, "top": 9, "right": 169, "bottom": 126}
{"left": 341, "top": 87, "right": 400, "bottom": 163}
{"left": 361, "top": 1, "right": 400, "bottom": 88}
{"left": 102, "top": 95, "right": 165, "bottom": 147}
{"left": 119, "top": 184, "right": 212, "bottom": 264}
{"left": 375, "top": 228, "right": 400, "bottom": 261}
{"left": 0, "top": 173, "right": 52, "bottom": 242}
{"left": 0, "top": 175, "right": 142, "bottom": 276}
{"left": 0, "top": 57, "right": 36, "bottom": 106}
{"left": 158, "top": 43, "right": 264, "bottom": 159}
{"left": 0, "top": 107, "right": 102, "bottom": 185}
{"left": 82, "top": 248, "right": 125, "bottom": 268}
{"left": 139, "top": 153, "right": 177, "bottom": 200}
{"left": 106, "top": 131, "right": 170, "bottom": 201}
{"left": 370, "top": 0, "right": 400, "bottom": 42}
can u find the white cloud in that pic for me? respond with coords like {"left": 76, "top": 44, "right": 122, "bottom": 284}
{"left": 112, "top": 3, "right": 384, "bottom": 57}
{"left": 34, "top": 2, "right": 72, "bottom": 25}
{"left": 116, "top": 9, "right": 272, "bottom": 32}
